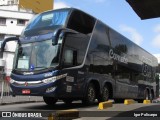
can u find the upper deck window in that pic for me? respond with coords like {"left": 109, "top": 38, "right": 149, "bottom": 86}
{"left": 67, "top": 10, "right": 95, "bottom": 34}
{"left": 25, "top": 10, "right": 69, "bottom": 30}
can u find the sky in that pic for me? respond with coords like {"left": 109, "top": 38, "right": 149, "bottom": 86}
{"left": 54, "top": 0, "right": 160, "bottom": 55}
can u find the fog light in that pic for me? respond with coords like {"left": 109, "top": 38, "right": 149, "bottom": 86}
{"left": 46, "top": 87, "right": 56, "bottom": 93}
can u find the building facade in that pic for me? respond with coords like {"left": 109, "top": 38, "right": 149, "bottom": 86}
{"left": 0, "top": 0, "right": 34, "bottom": 77}
{"left": 0, "top": 0, "right": 18, "bottom": 5}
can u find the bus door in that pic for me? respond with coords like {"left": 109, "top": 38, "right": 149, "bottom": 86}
{"left": 61, "top": 49, "right": 79, "bottom": 97}
{"left": 61, "top": 33, "right": 89, "bottom": 97}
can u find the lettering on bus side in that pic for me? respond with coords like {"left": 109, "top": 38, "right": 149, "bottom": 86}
{"left": 109, "top": 49, "right": 128, "bottom": 64}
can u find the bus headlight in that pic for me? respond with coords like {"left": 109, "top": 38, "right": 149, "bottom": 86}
{"left": 10, "top": 79, "right": 15, "bottom": 84}
{"left": 42, "top": 73, "right": 67, "bottom": 84}
{"left": 42, "top": 77, "right": 56, "bottom": 84}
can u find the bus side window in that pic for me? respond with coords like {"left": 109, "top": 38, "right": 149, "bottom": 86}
{"left": 63, "top": 49, "right": 77, "bottom": 68}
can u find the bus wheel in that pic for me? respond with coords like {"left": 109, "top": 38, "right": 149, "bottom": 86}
{"left": 99, "top": 85, "right": 109, "bottom": 102}
{"left": 43, "top": 96, "right": 58, "bottom": 106}
{"left": 82, "top": 83, "right": 96, "bottom": 105}
{"left": 63, "top": 99, "right": 73, "bottom": 104}
{"left": 102, "top": 85, "right": 110, "bottom": 101}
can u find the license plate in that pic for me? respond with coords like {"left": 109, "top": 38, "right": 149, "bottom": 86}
{"left": 22, "top": 89, "right": 30, "bottom": 94}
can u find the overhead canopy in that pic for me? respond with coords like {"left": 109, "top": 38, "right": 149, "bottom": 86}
{"left": 19, "top": 0, "right": 53, "bottom": 14}
{"left": 126, "top": 0, "right": 160, "bottom": 20}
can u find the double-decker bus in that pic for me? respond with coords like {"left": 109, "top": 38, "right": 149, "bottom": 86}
{"left": 0, "top": 8, "right": 159, "bottom": 105}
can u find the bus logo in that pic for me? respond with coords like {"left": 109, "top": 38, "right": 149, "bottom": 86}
{"left": 109, "top": 49, "right": 128, "bottom": 64}
{"left": 25, "top": 82, "right": 28, "bottom": 86}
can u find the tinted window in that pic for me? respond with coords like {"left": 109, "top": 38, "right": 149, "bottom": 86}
{"left": 88, "top": 21, "right": 113, "bottom": 74}
{"left": 110, "top": 30, "right": 127, "bottom": 53}
{"left": 25, "top": 10, "right": 69, "bottom": 30}
{"left": 67, "top": 10, "right": 95, "bottom": 34}
{"left": 62, "top": 33, "right": 90, "bottom": 68}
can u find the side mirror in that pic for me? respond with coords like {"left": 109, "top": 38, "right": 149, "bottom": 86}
{"left": 53, "top": 28, "right": 78, "bottom": 45}
{"left": 0, "top": 37, "right": 20, "bottom": 58}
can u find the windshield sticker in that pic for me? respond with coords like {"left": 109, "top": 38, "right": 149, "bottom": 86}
{"left": 17, "top": 59, "right": 29, "bottom": 69}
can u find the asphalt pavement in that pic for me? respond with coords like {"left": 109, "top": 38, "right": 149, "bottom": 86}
{"left": 0, "top": 101, "right": 160, "bottom": 120}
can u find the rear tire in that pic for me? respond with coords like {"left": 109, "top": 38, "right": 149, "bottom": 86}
{"left": 82, "top": 83, "right": 96, "bottom": 105}
{"left": 98, "top": 85, "right": 109, "bottom": 102}
{"left": 43, "top": 96, "right": 58, "bottom": 106}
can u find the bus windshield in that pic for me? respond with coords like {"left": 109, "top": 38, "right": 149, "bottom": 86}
{"left": 25, "top": 10, "right": 69, "bottom": 30}
{"left": 14, "top": 40, "right": 59, "bottom": 71}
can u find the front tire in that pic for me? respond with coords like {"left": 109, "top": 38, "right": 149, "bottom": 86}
{"left": 43, "top": 96, "right": 58, "bottom": 106}
{"left": 82, "top": 83, "right": 96, "bottom": 105}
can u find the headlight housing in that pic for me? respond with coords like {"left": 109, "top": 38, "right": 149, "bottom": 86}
{"left": 42, "top": 77, "right": 57, "bottom": 84}
{"left": 42, "top": 73, "right": 67, "bottom": 84}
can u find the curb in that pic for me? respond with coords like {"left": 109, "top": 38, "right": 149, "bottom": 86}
{"left": 124, "top": 99, "right": 136, "bottom": 105}
{"left": 98, "top": 100, "right": 113, "bottom": 110}
{"left": 143, "top": 100, "right": 151, "bottom": 104}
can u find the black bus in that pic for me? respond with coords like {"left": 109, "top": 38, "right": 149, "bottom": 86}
{"left": 1, "top": 8, "right": 159, "bottom": 105}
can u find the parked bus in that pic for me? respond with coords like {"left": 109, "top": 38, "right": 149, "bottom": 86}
{"left": 0, "top": 8, "right": 159, "bottom": 105}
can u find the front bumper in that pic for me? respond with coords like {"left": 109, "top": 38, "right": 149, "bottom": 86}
{"left": 10, "top": 82, "right": 57, "bottom": 97}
